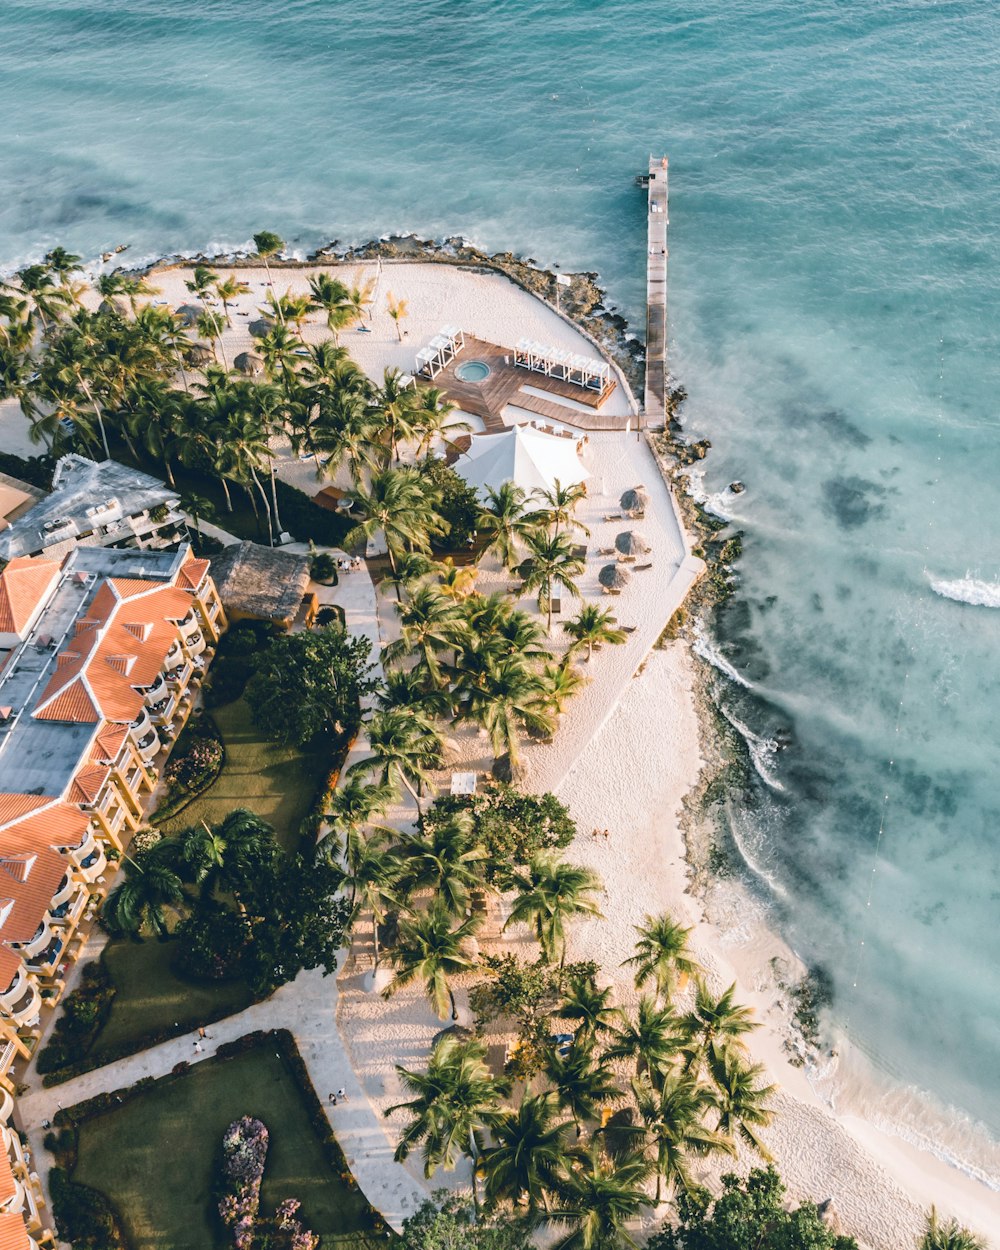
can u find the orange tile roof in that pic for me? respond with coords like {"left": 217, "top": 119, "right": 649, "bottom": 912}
{"left": 0, "top": 798, "right": 48, "bottom": 829}
{"left": 92, "top": 724, "right": 129, "bottom": 765}
{"left": 0, "top": 858, "right": 34, "bottom": 886}
{"left": 34, "top": 680, "right": 100, "bottom": 725}
{"left": 177, "top": 555, "right": 210, "bottom": 591}
{"left": 0, "top": 1212, "right": 31, "bottom": 1250}
{"left": 3, "top": 802, "right": 90, "bottom": 851}
{"left": 0, "top": 556, "right": 61, "bottom": 635}
{"left": 0, "top": 836, "right": 66, "bottom": 944}
{"left": 0, "top": 1146, "right": 21, "bottom": 1215}
{"left": 67, "top": 765, "right": 109, "bottom": 806}
{"left": 0, "top": 947, "right": 22, "bottom": 994}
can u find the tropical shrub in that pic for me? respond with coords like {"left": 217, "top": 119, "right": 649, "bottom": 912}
{"left": 217, "top": 1116, "right": 269, "bottom": 1250}
{"left": 276, "top": 478, "right": 352, "bottom": 547}
{"left": 309, "top": 551, "right": 337, "bottom": 583}
{"left": 174, "top": 904, "right": 249, "bottom": 981}
{"left": 164, "top": 731, "right": 223, "bottom": 792}
{"left": 204, "top": 619, "right": 281, "bottom": 709}
{"left": 418, "top": 456, "right": 480, "bottom": 549}
{"left": 37, "top": 963, "right": 116, "bottom": 1075}
{"left": 49, "top": 1166, "right": 128, "bottom": 1250}
{"left": 394, "top": 1194, "right": 532, "bottom": 1250}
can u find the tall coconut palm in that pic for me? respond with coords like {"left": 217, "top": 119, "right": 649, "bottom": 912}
{"left": 544, "top": 1039, "right": 621, "bottom": 1138}
{"left": 345, "top": 467, "right": 444, "bottom": 577}
{"left": 376, "top": 367, "right": 422, "bottom": 462}
{"left": 215, "top": 273, "right": 251, "bottom": 326}
{"left": 604, "top": 996, "right": 687, "bottom": 1082}
{"left": 399, "top": 812, "right": 488, "bottom": 916}
{"left": 387, "top": 1033, "right": 507, "bottom": 1208}
{"left": 630, "top": 1070, "right": 735, "bottom": 1203}
{"left": 622, "top": 913, "right": 702, "bottom": 1002}
{"left": 308, "top": 272, "right": 357, "bottom": 343}
{"left": 550, "top": 1143, "right": 653, "bottom": 1250}
{"left": 479, "top": 1092, "right": 572, "bottom": 1214}
{"left": 386, "top": 290, "right": 408, "bottom": 341}
{"left": 683, "top": 982, "right": 759, "bottom": 1067}
{"left": 376, "top": 667, "right": 454, "bottom": 722}
{"left": 563, "top": 604, "right": 627, "bottom": 662}
{"left": 385, "top": 900, "right": 481, "bottom": 1020}
{"left": 555, "top": 974, "right": 617, "bottom": 1043}
{"left": 252, "top": 231, "right": 285, "bottom": 322}
{"left": 325, "top": 775, "right": 396, "bottom": 850}
{"left": 342, "top": 828, "right": 403, "bottom": 970}
{"left": 519, "top": 530, "right": 585, "bottom": 633}
{"left": 179, "top": 490, "right": 215, "bottom": 535}
{"left": 186, "top": 264, "right": 219, "bottom": 302}
{"left": 919, "top": 1209, "right": 987, "bottom": 1250}
{"left": 101, "top": 854, "right": 185, "bottom": 940}
{"left": 383, "top": 585, "right": 464, "bottom": 681}
{"left": 505, "top": 854, "right": 603, "bottom": 968}
{"left": 350, "top": 706, "right": 442, "bottom": 812}
{"left": 44, "top": 247, "right": 83, "bottom": 286}
{"left": 412, "top": 386, "right": 466, "bottom": 457}
{"left": 380, "top": 551, "right": 433, "bottom": 602}
{"left": 459, "top": 652, "right": 553, "bottom": 769}
{"left": 16, "top": 262, "right": 74, "bottom": 330}
{"left": 541, "top": 659, "right": 585, "bottom": 720}
{"left": 258, "top": 322, "right": 303, "bottom": 389}
{"left": 478, "top": 482, "right": 543, "bottom": 571}
{"left": 196, "top": 310, "right": 229, "bottom": 370}
{"left": 313, "top": 392, "right": 383, "bottom": 485}
{"left": 705, "top": 1045, "right": 776, "bottom": 1160}
{"left": 536, "top": 479, "right": 590, "bottom": 539}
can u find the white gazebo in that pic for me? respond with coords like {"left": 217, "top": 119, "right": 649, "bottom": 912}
{"left": 453, "top": 425, "right": 589, "bottom": 499}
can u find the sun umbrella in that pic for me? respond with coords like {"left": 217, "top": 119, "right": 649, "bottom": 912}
{"left": 175, "top": 304, "right": 202, "bottom": 326}
{"left": 599, "top": 563, "right": 631, "bottom": 590}
{"left": 99, "top": 296, "right": 131, "bottom": 318}
{"left": 248, "top": 318, "right": 272, "bottom": 338}
{"left": 234, "top": 351, "right": 265, "bottom": 377}
{"left": 620, "top": 486, "right": 648, "bottom": 514}
{"left": 615, "top": 530, "right": 650, "bottom": 556}
{"left": 187, "top": 343, "right": 214, "bottom": 367}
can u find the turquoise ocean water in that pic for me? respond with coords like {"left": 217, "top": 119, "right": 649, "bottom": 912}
{"left": 4, "top": 0, "right": 1000, "bottom": 1184}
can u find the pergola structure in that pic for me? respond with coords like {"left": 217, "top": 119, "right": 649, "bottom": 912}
{"left": 415, "top": 325, "right": 465, "bottom": 379}
{"left": 514, "top": 338, "right": 611, "bottom": 393}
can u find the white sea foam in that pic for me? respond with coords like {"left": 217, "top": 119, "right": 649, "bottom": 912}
{"left": 679, "top": 465, "right": 743, "bottom": 522}
{"left": 692, "top": 621, "right": 752, "bottom": 688}
{"left": 930, "top": 574, "right": 1000, "bottom": 608}
{"left": 720, "top": 705, "right": 786, "bottom": 791}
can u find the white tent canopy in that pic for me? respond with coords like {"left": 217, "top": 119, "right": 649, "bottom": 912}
{"left": 453, "top": 425, "right": 589, "bottom": 499}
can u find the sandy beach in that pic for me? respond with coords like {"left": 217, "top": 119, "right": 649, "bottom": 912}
{"left": 2, "top": 257, "right": 997, "bottom": 1244}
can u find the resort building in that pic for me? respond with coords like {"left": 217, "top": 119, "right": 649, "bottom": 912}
{"left": 0, "top": 544, "right": 226, "bottom": 1249}
{"left": 0, "top": 455, "right": 186, "bottom": 563}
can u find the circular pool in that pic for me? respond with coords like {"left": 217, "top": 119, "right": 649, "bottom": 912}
{"left": 455, "top": 359, "right": 492, "bottom": 383}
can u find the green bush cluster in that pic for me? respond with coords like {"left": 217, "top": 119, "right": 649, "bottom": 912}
{"left": 0, "top": 450, "right": 54, "bottom": 489}
{"left": 417, "top": 456, "right": 480, "bottom": 550}
{"left": 36, "top": 963, "right": 116, "bottom": 1076}
{"left": 275, "top": 479, "right": 351, "bottom": 548}
{"left": 204, "top": 619, "right": 281, "bottom": 709}
{"left": 49, "top": 1167, "right": 129, "bottom": 1250}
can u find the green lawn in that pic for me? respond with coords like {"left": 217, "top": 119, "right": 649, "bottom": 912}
{"left": 93, "top": 939, "right": 254, "bottom": 1058}
{"left": 158, "top": 697, "right": 329, "bottom": 852}
{"left": 72, "top": 1044, "right": 382, "bottom": 1250}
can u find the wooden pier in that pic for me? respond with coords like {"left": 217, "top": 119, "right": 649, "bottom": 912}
{"left": 643, "top": 154, "right": 669, "bottom": 419}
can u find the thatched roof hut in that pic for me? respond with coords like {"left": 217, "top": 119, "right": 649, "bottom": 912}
{"left": 175, "top": 304, "right": 202, "bottom": 326}
{"left": 187, "top": 343, "right": 214, "bottom": 367}
{"left": 615, "top": 530, "right": 650, "bottom": 556}
{"left": 599, "top": 563, "right": 631, "bottom": 591}
{"left": 208, "top": 540, "right": 311, "bottom": 630}
{"left": 249, "top": 318, "right": 273, "bottom": 338}
{"left": 620, "top": 485, "right": 648, "bottom": 515}
{"left": 234, "top": 351, "right": 265, "bottom": 377}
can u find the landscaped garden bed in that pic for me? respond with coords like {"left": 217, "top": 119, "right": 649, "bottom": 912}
{"left": 50, "top": 1030, "right": 385, "bottom": 1250}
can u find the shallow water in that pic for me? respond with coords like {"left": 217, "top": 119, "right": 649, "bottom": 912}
{"left": 4, "top": 0, "right": 1000, "bottom": 1181}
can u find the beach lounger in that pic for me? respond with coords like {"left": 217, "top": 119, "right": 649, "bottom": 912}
{"left": 603, "top": 513, "right": 623, "bottom": 521}
{"left": 599, "top": 546, "right": 615, "bottom": 556}
{"left": 634, "top": 563, "right": 653, "bottom": 571}
{"left": 622, "top": 625, "right": 637, "bottom": 634}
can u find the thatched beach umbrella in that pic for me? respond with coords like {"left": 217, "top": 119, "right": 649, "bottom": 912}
{"left": 599, "top": 563, "right": 631, "bottom": 591}
{"left": 187, "top": 343, "right": 214, "bottom": 367}
{"left": 175, "top": 303, "right": 202, "bottom": 326}
{"left": 235, "top": 351, "right": 265, "bottom": 378}
{"left": 99, "top": 296, "right": 131, "bottom": 318}
{"left": 248, "top": 318, "right": 272, "bottom": 338}
{"left": 620, "top": 485, "right": 648, "bottom": 515}
{"left": 615, "top": 530, "right": 650, "bottom": 557}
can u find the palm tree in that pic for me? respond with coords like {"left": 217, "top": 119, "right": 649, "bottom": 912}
{"left": 919, "top": 1209, "right": 987, "bottom": 1250}
{"left": 179, "top": 490, "right": 215, "bottom": 536}
{"left": 325, "top": 774, "right": 396, "bottom": 849}
{"left": 383, "top": 585, "right": 463, "bottom": 681}
{"left": 312, "top": 393, "right": 382, "bottom": 485}
{"left": 380, "top": 551, "right": 433, "bottom": 601}
{"left": 630, "top": 1070, "right": 735, "bottom": 1203}
{"left": 604, "top": 996, "right": 686, "bottom": 1082}
{"left": 16, "top": 262, "right": 74, "bottom": 330}
{"left": 386, "top": 290, "right": 408, "bottom": 341}
{"left": 258, "top": 322, "right": 303, "bottom": 388}
{"left": 399, "top": 812, "right": 487, "bottom": 916}
{"left": 505, "top": 854, "right": 603, "bottom": 968}
{"left": 563, "top": 604, "right": 627, "bottom": 662}
{"left": 186, "top": 264, "right": 219, "bottom": 303}
{"left": 550, "top": 1143, "right": 653, "bottom": 1250}
{"left": 537, "top": 479, "right": 590, "bottom": 538}
{"left": 376, "top": 367, "right": 422, "bottom": 462}
{"left": 386, "top": 1033, "right": 507, "bottom": 1206}
{"left": 479, "top": 1093, "right": 572, "bottom": 1214}
{"left": 478, "top": 482, "right": 543, "bottom": 571}
{"left": 376, "top": 667, "right": 454, "bottom": 721}
{"left": 342, "top": 828, "right": 403, "bottom": 970}
{"left": 683, "top": 982, "right": 759, "bottom": 1066}
{"left": 705, "top": 1044, "right": 776, "bottom": 1160}
{"left": 345, "top": 467, "right": 444, "bottom": 578}
{"left": 253, "top": 231, "right": 285, "bottom": 322}
{"left": 412, "top": 387, "right": 467, "bottom": 457}
{"left": 541, "top": 659, "right": 585, "bottom": 720}
{"left": 101, "top": 854, "right": 185, "bottom": 940}
{"left": 308, "top": 273, "right": 357, "bottom": 343}
{"left": 215, "top": 273, "right": 251, "bottom": 326}
{"left": 461, "top": 654, "right": 554, "bottom": 770}
{"left": 544, "top": 1039, "right": 621, "bottom": 1138}
{"left": 44, "top": 247, "right": 83, "bottom": 285}
{"left": 160, "top": 809, "right": 280, "bottom": 913}
{"left": 346, "top": 277, "right": 376, "bottom": 323}
{"left": 385, "top": 900, "right": 481, "bottom": 1020}
{"left": 519, "top": 531, "right": 585, "bottom": 632}
{"left": 196, "top": 310, "right": 229, "bottom": 370}
{"left": 622, "top": 913, "right": 702, "bottom": 1002}
{"left": 350, "top": 706, "right": 442, "bottom": 812}
{"left": 555, "top": 974, "right": 617, "bottom": 1043}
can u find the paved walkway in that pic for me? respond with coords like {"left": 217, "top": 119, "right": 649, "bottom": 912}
{"left": 18, "top": 957, "right": 431, "bottom": 1233}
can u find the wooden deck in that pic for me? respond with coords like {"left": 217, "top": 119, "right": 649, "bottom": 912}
{"left": 421, "top": 336, "right": 627, "bottom": 433}
{"left": 644, "top": 155, "right": 668, "bottom": 418}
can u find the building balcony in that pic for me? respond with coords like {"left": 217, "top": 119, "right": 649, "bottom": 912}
{"left": 24, "top": 932, "right": 62, "bottom": 974}
{"left": 130, "top": 707, "right": 153, "bottom": 739}
{"left": 50, "top": 874, "right": 74, "bottom": 911}
{"left": 149, "top": 695, "right": 177, "bottom": 725}
{"left": 51, "top": 887, "right": 87, "bottom": 932}
{"left": 0, "top": 972, "right": 39, "bottom": 1027}
{"left": 144, "top": 675, "right": 167, "bottom": 705}
{"left": 0, "top": 1085, "right": 13, "bottom": 1123}
{"left": 0, "top": 1173, "right": 26, "bottom": 1219}
{"left": 75, "top": 843, "right": 107, "bottom": 885}
{"left": 64, "top": 829, "right": 99, "bottom": 868}
{"left": 14, "top": 921, "right": 55, "bottom": 963}
{"left": 163, "top": 638, "right": 182, "bottom": 667}
{"left": 165, "top": 661, "right": 193, "bottom": 689}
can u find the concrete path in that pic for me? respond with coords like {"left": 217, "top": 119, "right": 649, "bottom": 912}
{"left": 18, "top": 957, "right": 430, "bottom": 1233}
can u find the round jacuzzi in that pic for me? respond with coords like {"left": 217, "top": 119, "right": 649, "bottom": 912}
{"left": 455, "top": 359, "right": 492, "bottom": 383}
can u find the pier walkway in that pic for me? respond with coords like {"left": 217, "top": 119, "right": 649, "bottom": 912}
{"left": 644, "top": 155, "right": 669, "bottom": 419}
